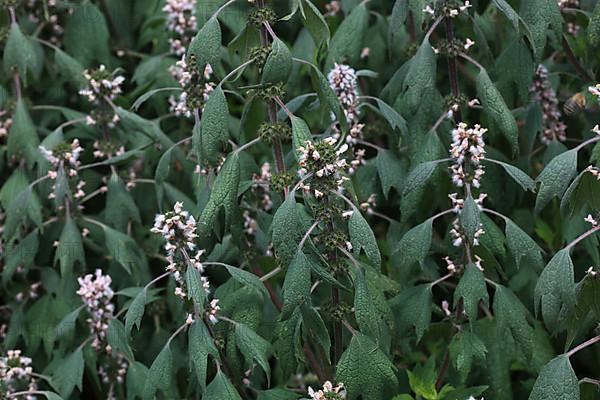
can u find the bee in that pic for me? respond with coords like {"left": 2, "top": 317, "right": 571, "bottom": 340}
{"left": 563, "top": 92, "right": 587, "bottom": 116}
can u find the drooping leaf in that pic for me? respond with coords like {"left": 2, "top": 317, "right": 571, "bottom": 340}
{"left": 189, "top": 320, "right": 219, "bottom": 392}
{"left": 395, "top": 217, "right": 433, "bottom": 268}
{"left": 262, "top": 37, "right": 292, "bottom": 84}
{"left": 235, "top": 323, "right": 272, "bottom": 384}
{"left": 125, "top": 288, "right": 147, "bottom": 332}
{"left": 528, "top": 356, "right": 579, "bottom": 400}
{"left": 459, "top": 195, "right": 481, "bottom": 245}
{"left": 7, "top": 100, "right": 40, "bottom": 168}
{"left": 449, "top": 330, "right": 488, "bottom": 381}
{"left": 107, "top": 319, "right": 135, "bottom": 361}
{"left": 204, "top": 370, "right": 242, "bottom": 400}
{"left": 454, "top": 264, "right": 489, "bottom": 322}
{"left": 52, "top": 348, "right": 84, "bottom": 398}
{"left": 402, "top": 160, "right": 439, "bottom": 196}
{"left": 291, "top": 116, "right": 313, "bottom": 162}
{"left": 504, "top": 218, "right": 543, "bottom": 270}
{"left": 354, "top": 267, "right": 382, "bottom": 341}
{"left": 300, "top": 0, "right": 330, "bottom": 47}
{"left": 143, "top": 342, "right": 173, "bottom": 399}
{"left": 188, "top": 16, "right": 222, "bottom": 68}
{"left": 400, "top": 38, "right": 437, "bottom": 114}
{"left": 493, "top": 284, "right": 534, "bottom": 359}
{"left": 519, "top": 0, "right": 563, "bottom": 59}
{"left": 326, "top": 3, "right": 368, "bottom": 67}
{"left": 535, "top": 149, "right": 578, "bottom": 213}
{"left": 390, "top": 285, "right": 432, "bottom": 341}
{"left": 349, "top": 211, "right": 381, "bottom": 268}
{"left": 54, "top": 218, "right": 85, "bottom": 276}
{"left": 195, "top": 86, "right": 229, "bottom": 165}
{"left": 272, "top": 196, "right": 303, "bottom": 266}
{"left": 336, "top": 332, "right": 398, "bottom": 400}
{"left": 487, "top": 159, "right": 536, "bottom": 192}
{"left": 3, "top": 23, "right": 37, "bottom": 84}
{"left": 376, "top": 150, "right": 405, "bottom": 198}
{"left": 282, "top": 250, "right": 312, "bottom": 318}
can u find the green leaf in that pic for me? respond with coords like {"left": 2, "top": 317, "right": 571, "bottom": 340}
{"left": 326, "top": 3, "right": 368, "bottom": 67}
{"left": 493, "top": 284, "right": 534, "bottom": 359}
{"left": 3, "top": 23, "right": 37, "bottom": 84}
{"left": 222, "top": 264, "right": 268, "bottom": 297}
{"left": 195, "top": 86, "right": 229, "bottom": 165}
{"left": 492, "top": 0, "right": 520, "bottom": 29}
{"left": 504, "top": 218, "right": 543, "bottom": 270}
{"left": 125, "top": 288, "right": 147, "bottom": 332}
{"left": 3, "top": 230, "right": 38, "bottom": 284}
{"left": 376, "top": 150, "right": 405, "bottom": 198}
{"left": 475, "top": 69, "right": 518, "bottom": 153}
{"left": 308, "top": 64, "right": 346, "bottom": 130}
{"left": 143, "top": 343, "right": 173, "bottom": 399}
{"left": 449, "top": 330, "right": 487, "bottom": 381}
{"left": 528, "top": 356, "right": 579, "bottom": 400}
{"left": 188, "top": 16, "right": 222, "bottom": 68}
{"left": 300, "top": 0, "right": 330, "bottom": 47}
{"left": 155, "top": 143, "right": 174, "bottom": 209}
{"left": 395, "top": 217, "right": 433, "bottom": 267}
{"left": 534, "top": 149, "right": 578, "bottom": 213}
{"left": 105, "top": 174, "right": 141, "bottom": 231}
{"left": 126, "top": 361, "right": 149, "bottom": 400}
{"left": 199, "top": 153, "right": 240, "bottom": 237}
{"left": 291, "top": 116, "right": 313, "bottom": 162}
{"left": 189, "top": 320, "right": 219, "bottom": 392}
{"left": 454, "top": 264, "right": 489, "bottom": 322}
{"left": 54, "top": 307, "right": 81, "bottom": 342}
{"left": 520, "top": 0, "right": 563, "bottom": 59}
{"left": 401, "top": 38, "right": 437, "bottom": 114}
{"left": 391, "top": 285, "right": 432, "bottom": 341}
{"left": 7, "top": 100, "right": 41, "bottom": 168}
{"left": 54, "top": 218, "right": 85, "bottom": 276}
{"left": 337, "top": 332, "right": 398, "bottom": 400}
{"left": 204, "top": 370, "right": 242, "bottom": 400}
{"left": 235, "top": 323, "right": 272, "bottom": 384}
{"left": 186, "top": 266, "right": 207, "bottom": 311}
{"left": 282, "top": 250, "right": 312, "bottom": 318}
{"left": 534, "top": 249, "right": 575, "bottom": 331}
{"left": 402, "top": 161, "right": 439, "bottom": 196}
{"left": 54, "top": 48, "right": 86, "bottom": 88}
{"left": 262, "top": 37, "right": 292, "bottom": 84}
{"left": 369, "top": 98, "right": 408, "bottom": 138}
{"left": 258, "top": 388, "right": 302, "bottom": 400}
{"left": 299, "top": 305, "right": 331, "bottom": 363}
{"left": 272, "top": 196, "right": 303, "bottom": 266}
{"left": 107, "top": 319, "right": 135, "bottom": 361}
{"left": 52, "top": 348, "right": 84, "bottom": 398}
{"left": 349, "top": 211, "right": 381, "bottom": 268}
{"left": 103, "top": 224, "right": 143, "bottom": 275}
{"left": 459, "top": 195, "right": 481, "bottom": 245}
{"left": 487, "top": 159, "right": 535, "bottom": 192}
{"left": 588, "top": 1, "right": 600, "bottom": 47}
{"left": 354, "top": 267, "right": 381, "bottom": 341}
{"left": 63, "top": 3, "right": 110, "bottom": 65}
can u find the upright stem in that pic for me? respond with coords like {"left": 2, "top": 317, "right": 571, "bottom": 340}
{"left": 324, "top": 197, "right": 342, "bottom": 366}
{"left": 445, "top": 18, "right": 461, "bottom": 123}
{"left": 561, "top": 36, "right": 594, "bottom": 82}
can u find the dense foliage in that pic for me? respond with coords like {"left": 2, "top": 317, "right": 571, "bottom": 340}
{"left": 2, "top": 0, "right": 600, "bottom": 399}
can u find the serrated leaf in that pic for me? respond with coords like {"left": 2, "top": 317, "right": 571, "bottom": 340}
{"left": 528, "top": 356, "right": 579, "bottom": 400}
{"left": 282, "top": 250, "right": 312, "bottom": 318}
{"left": 262, "top": 37, "right": 292, "bottom": 84}
{"left": 300, "top": 0, "right": 330, "bottom": 47}
{"left": 449, "top": 330, "right": 487, "bottom": 381}
{"left": 391, "top": 285, "right": 432, "bottom": 341}
{"left": 186, "top": 266, "right": 207, "bottom": 312}
{"left": 370, "top": 98, "right": 408, "bottom": 138}
{"left": 143, "top": 343, "right": 173, "bottom": 399}
{"left": 402, "top": 160, "right": 439, "bottom": 196}
{"left": 54, "top": 218, "right": 85, "bottom": 276}
{"left": 454, "top": 264, "right": 489, "bottom": 321}
{"left": 105, "top": 174, "right": 141, "bottom": 231}
{"left": 349, "top": 211, "right": 381, "bottom": 268}
{"left": 195, "top": 86, "right": 229, "bottom": 165}
{"left": 354, "top": 267, "right": 381, "bottom": 341}
{"left": 487, "top": 159, "right": 535, "bottom": 191}
{"left": 326, "top": 3, "right": 368, "bottom": 67}
{"left": 126, "top": 361, "right": 148, "bottom": 400}
{"left": 223, "top": 264, "right": 268, "bottom": 297}
{"left": 235, "top": 324, "right": 271, "bottom": 384}
{"left": 204, "top": 370, "right": 241, "bottom": 400}
{"left": 291, "top": 115, "right": 312, "bottom": 162}
{"left": 107, "top": 319, "right": 134, "bottom": 361}
{"left": 63, "top": 3, "right": 110, "bottom": 65}
{"left": 504, "top": 218, "right": 543, "bottom": 270}
{"left": 52, "top": 348, "right": 84, "bottom": 398}
{"left": 54, "top": 307, "right": 81, "bottom": 342}
{"left": 3, "top": 23, "right": 37, "bottom": 84}
{"left": 494, "top": 284, "right": 534, "bottom": 359}
{"left": 535, "top": 149, "right": 578, "bottom": 213}
{"left": 336, "top": 332, "right": 398, "bottom": 400}
{"left": 188, "top": 16, "right": 221, "bottom": 67}
{"left": 7, "top": 100, "right": 41, "bottom": 168}
{"left": 125, "top": 288, "right": 147, "bottom": 332}
{"left": 272, "top": 196, "right": 303, "bottom": 266}
{"left": 103, "top": 224, "right": 143, "bottom": 275}
{"left": 376, "top": 150, "right": 405, "bottom": 198}
{"left": 459, "top": 195, "right": 481, "bottom": 244}
{"left": 520, "top": 0, "right": 563, "bottom": 59}
{"left": 54, "top": 48, "right": 85, "bottom": 87}
{"left": 3, "top": 230, "right": 38, "bottom": 284}
{"left": 401, "top": 38, "right": 437, "bottom": 114}
{"left": 395, "top": 217, "right": 433, "bottom": 267}
{"left": 189, "top": 320, "right": 219, "bottom": 392}
{"left": 534, "top": 249, "right": 575, "bottom": 331}
{"left": 476, "top": 69, "right": 518, "bottom": 153}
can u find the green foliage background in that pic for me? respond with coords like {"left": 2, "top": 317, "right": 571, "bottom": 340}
{"left": 1, "top": 0, "right": 600, "bottom": 399}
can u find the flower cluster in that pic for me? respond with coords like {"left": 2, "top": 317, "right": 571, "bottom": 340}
{"left": 585, "top": 165, "right": 600, "bottom": 180}
{"left": 39, "top": 139, "right": 87, "bottom": 202}
{"left": 328, "top": 64, "right": 359, "bottom": 125}
{"left": 306, "top": 381, "right": 346, "bottom": 400}
{"left": 76, "top": 270, "right": 128, "bottom": 389}
{"left": 297, "top": 138, "right": 350, "bottom": 198}
{"left": 558, "top": 0, "right": 580, "bottom": 35}
{"left": 449, "top": 122, "right": 486, "bottom": 188}
{"left": 163, "top": 0, "right": 198, "bottom": 55}
{"left": 151, "top": 202, "right": 220, "bottom": 323}
{"left": 77, "top": 269, "right": 115, "bottom": 350}
{"left": 24, "top": 0, "right": 71, "bottom": 46}
{"left": 79, "top": 65, "right": 125, "bottom": 127}
{"left": 169, "top": 56, "right": 215, "bottom": 118}
{"left": 423, "top": 0, "right": 472, "bottom": 18}
{"left": 529, "top": 65, "right": 567, "bottom": 144}
{"left": 0, "top": 349, "right": 37, "bottom": 399}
